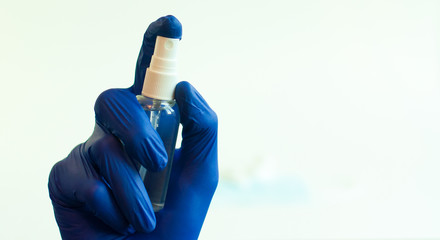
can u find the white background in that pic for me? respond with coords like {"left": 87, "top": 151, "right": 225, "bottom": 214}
{"left": 1, "top": 0, "right": 439, "bottom": 239}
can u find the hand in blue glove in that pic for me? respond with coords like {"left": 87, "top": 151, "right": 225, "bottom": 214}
{"left": 48, "top": 15, "right": 218, "bottom": 240}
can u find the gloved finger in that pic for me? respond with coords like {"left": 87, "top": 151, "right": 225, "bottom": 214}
{"left": 76, "top": 178, "right": 134, "bottom": 235}
{"left": 88, "top": 132, "right": 156, "bottom": 233}
{"left": 94, "top": 89, "right": 167, "bottom": 172}
{"left": 49, "top": 149, "right": 133, "bottom": 236}
{"left": 131, "top": 15, "right": 182, "bottom": 95}
{"left": 174, "top": 81, "right": 218, "bottom": 174}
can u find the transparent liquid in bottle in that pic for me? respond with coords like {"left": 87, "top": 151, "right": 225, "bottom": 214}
{"left": 136, "top": 95, "right": 180, "bottom": 212}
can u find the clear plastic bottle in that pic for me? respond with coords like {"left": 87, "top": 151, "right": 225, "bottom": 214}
{"left": 136, "top": 36, "right": 180, "bottom": 212}
{"left": 136, "top": 95, "right": 179, "bottom": 212}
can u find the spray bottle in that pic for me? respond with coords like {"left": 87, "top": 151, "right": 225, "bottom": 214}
{"left": 136, "top": 36, "right": 180, "bottom": 212}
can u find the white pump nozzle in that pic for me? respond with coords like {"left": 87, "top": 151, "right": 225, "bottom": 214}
{"left": 142, "top": 36, "right": 180, "bottom": 100}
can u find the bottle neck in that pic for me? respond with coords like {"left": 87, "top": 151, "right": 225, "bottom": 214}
{"left": 136, "top": 95, "right": 175, "bottom": 111}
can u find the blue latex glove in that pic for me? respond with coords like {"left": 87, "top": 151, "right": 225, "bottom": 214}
{"left": 48, "top": 15, "right": 218, "bottom": 240}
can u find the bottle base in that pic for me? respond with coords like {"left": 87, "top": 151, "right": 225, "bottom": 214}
{"left": 152, "top": 202, "right": 164, "bottom": 212}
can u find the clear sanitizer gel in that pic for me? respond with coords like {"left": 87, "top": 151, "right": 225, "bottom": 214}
{"left": 136, "top": 36, "right": 180, "bottom": 212}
